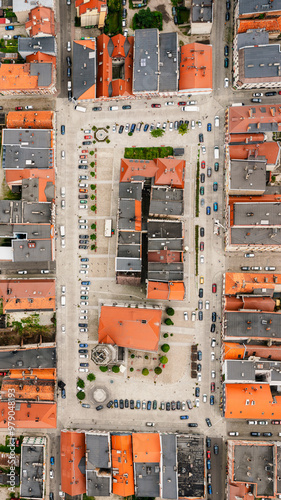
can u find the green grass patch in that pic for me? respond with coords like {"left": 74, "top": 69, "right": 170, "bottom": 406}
{"left": 195, "top": 225, "right": 199, "bottom": 276}
{"left": 124, "top": 146, "right": 173, "bottom": 159}
{"left": 176, "top": 6, "right": 189, "bottom": 24}
{"left": 133, "top": 7, "right": 162, "bottom": 30}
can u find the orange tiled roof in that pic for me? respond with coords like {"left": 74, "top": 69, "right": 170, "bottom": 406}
{"left": 75, "top": 0, "right": 106, "bottom": 16}
{"left": 6, "top": 111, "right": 53, "bottom": 129}
{"left": 238, "top": 17, "right": 281, "bottom": 34}
{"left": 0, "top": 279, "right": 56, "bottom": 313}
{"left": 229, "top": 133, "right": 265, "bottom": 143}
{"left": 26, "top": 52, "right": 56, "bottom": 68}
{"left": 132, "top": 433, "right": 161, "bottom": 463}
{"left": 179, "top": 43, "right": 212, "bottom": 91}
{"left": 0, "top": 64, "right": 44, "bottom": 91}
{"left": 168, "top": 282, "right": 185, "bottom": 300}
{"left": 146, "top": 281, "right": 185, "bottom": 300}
{"left": 120, "top": 158, "right": 185, "bottom": 188}
{"left": 224, "top": 383, "right": 281, "bottom": 419}
{"left": 0, "top": 401, "right": 56, "bottom": 428}
{"left": 61, "top": 431, "right": 86, "bottom": 496}
{"left": 228, "top": 482, "right": 257, "bottom": 500}
{"left": 224, "top": 342, "right": 281, "bottom": 361}
{"left": 148, "top": 250, "right": 182, "bottom": 263}
{"left": 228, "top": 104, "right": 281, "bottom": 135}
{"left": 111, "top": 434, "right": 134, "bottom": 496}
{"left": 225, "top": 272, "right": 281, "bottom": 295}
{"left": 9, "top": 368, "right": 56, "bottom": 379}
{"left": 228, "top": 142, "right": 280, "bottom": 166}
{"left": 5, "top": 168, "right": 55, "bottom": 187}
{"left": 1, "top": 378, "right": 55, "bottom": 401}
{"left": 25, "top": 6, "right": 55, "bottom": 37}
{"left": 98, "top": 306, "right": 162, "bottom": 352}
{"left": 225, "top": 295, "right": 275, "bottom": 312}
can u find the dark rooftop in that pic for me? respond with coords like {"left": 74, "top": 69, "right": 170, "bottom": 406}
{"left": 73, "top": 40, "right": 96, "bottom": 100}
{"left": 159, "top": 32, "right": 178, "bottom": 92}
{"left": 133, "top": 29, "right": 159, "bottom": 93}
{"left": 234, "top": 442, "right": 274, "bottom": 497}
{"left": 134, "top": 462, "right": 160, "bottom": 497}
{"left": 224, "top": 311, "right": 281, "bottom": 339}
{"left": 0, "top": 347, "right": 56, "bottom": 370}
{"left": 177, "top": 434, "right": 204, "bottom": 499}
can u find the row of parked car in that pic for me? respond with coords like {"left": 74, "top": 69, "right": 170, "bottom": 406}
{"left": 114, "top": 119, "right": 190, "bottom": 134}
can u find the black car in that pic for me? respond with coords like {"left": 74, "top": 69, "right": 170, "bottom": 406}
{"left": 49, "top": 494, "right": 54, "bottom": 500}
{"left": 130, "top": 399, "right": 134, "bottom": 409}
{"left": 122, "top": 7, "right": 127, "bottom": 17}
{"left": 200, "top": 227, "right": 205, "bottom": 237}
{"left": 120, "top": 399, "right": 124, "bottom": 409}
{"left": 206, "top": 437, "right": 211, "bottom": 448}
{"left": 174, "top": 15, "right": 178, "bottom": 24}
{"left": 185, "top": 120, "right": 189, "bottom": 127}
{"left": 66, "top": 56, "right": 71, "bottom": 66}
{"left": 200, "top": 173, "right": 205, "bottom": 183}
{"left": 166, "top": 402, "right": 170, "bottom": 411}
{"left": 199, "top": 133, "right": 204, "bottom": 143}
{"left": 176, "top": 400, "right": 181, "bottom": 410}
{"left": 265, "top": 91, "right": 277, "bottom": 96}
{"left": 122, "top": 104, "right": 131, "bottom": 109}
{"left": 195, "top": 387, "right": 200, "bottom": 397}
{"left": 79, "top": 245, "right": 88, "bottom": 250}
{"left": 211, "top": 323, "right": 216, "bottom": 333}
{"left": 79, "top": 235, "right": 89, "bottom": 239}
{"left": 96, "top": 405, "right": 103, "bottom": 411}
{"left": 241, "top": 266, "right": 250, "bottom": 271}
{"left": 67, "top": 67, "right": 71, "bottom": 78}
{"left": 224, "top": 45, "right": 229, "bottom": 57}
{"left": 125, "top": 399, "right": 129, "bottom": 408}
{"left": 226, "top": 0, "right": 230, "bottom": 8}
{"left": 68, "top": 90, "right": 72, "bottom": 101}
{"left": 206, "top": 418, "right": 212, "bottom": 427}
{"left": 122, "top": 0, "right": 126, "bottom": 4}
{"left": 214, "top": 444, "right": 219, "bottom": 455}
{"left": 78, "top": 323, "right": 87, "bottom": 327}
{"left": 214, "top": 162, "right": 219, "bottom": 172}
{"left": 179, "top": 120, "right": 184, "bottom": 127}
{"left": 251, "top": 432, "right": 260, "bottom": 436}
{"left": 79, "top": 349, "right": 88, "bottom": 354}
{"left": 188, "top": 423, "right": 198, "bottom": 427}
{"left": 197, "top": 363, "right": 202, "bottom": 372}
{"left": 225, "top": 11, "right": 230, "bottom": 21}
{"left": 199, "top": 311, "right": 203, "bottom": 321}
{"left": 107, "top": 400, "right": 113, "bottom": 408}
{"left": 263, "top": 432, "right": 272, "bottom": 437}
{"left": 171, "top": 400, "right": 176, "bottom": 410}
{"left": 79, "top": 194, "right": 88, "bottom": 199}
{"left": 224, "top": 57, "right": 229, "bottom": 68}
{"left": 92, "top": 106, "right": 102, "bottom": 111}
{"left": 82, "top": 141, "right": 91, "bottom": 145}
{"left": 119, "top": 125, "right": 124, "bottom": 134}
{"left": 212, "top": 312, "right": 217, "bottom": 322}
{"left": 197, "top": 350, "right": 202, "bottom": 361}
{"left": 199, "top": 288, "right": 203, "bottom": 298}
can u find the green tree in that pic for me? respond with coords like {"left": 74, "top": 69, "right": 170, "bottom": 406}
{"left": 87, "top": 373, "right": 96, "bottom": 382}
{"left": 165, "top": 318, "right": 174, "bottom": 326}
{"left": 142, "top": 368, "right": 149, "bottom": 376}
{"left": 130, "top": 367, "right": 134, "bottom": 372}
{"left": 166, "top": 307, "right": 175, "bottom": 316}
{"left": 77, "top": 378, "right": 85, "bottom": 389}
{"left": 91, "top": 223, "right": 96, "bottom": 229}
{"left": 179, "top": 123, "right": 188, "bottom": 135}
{"left": 163, "top": 333, "right": 168, "bottom": 338}
{"left": 91, "top": 205, "right": 97, "bottom": 212}
{"left": 99, "top": 366, "right": 108, "bottom": 372}
{"left": 89, "top": 151, "right": 94, "bottom": 156}
{"left": 90, "top": 234, "right": 96, "bottom": 240}
{"left": 133, "top": 7, "right": 163, "bottom": 30}
{"left": 90, "top": 162, "right": 95, "bottom": 168}
{"left": 154, "top": 367, "right": 162, "bottom": 375}
{"left": 90, "top": 185, "right": 96, "bottom": 190}
{"left": 151, "top": 128, "right": 164, "bottom": 138}
{"left": 90, "top": 171, "right": 95, "bottom": 177}
{"left": 91, "top": 244, "right": 96, "bottom": 250}
{"left": 160, "top": 356, "right": 168, "bottom": 364}
{"left": 77, "top": 391, "right": 85, "bottom": 400}
{"left": 91, "top": 194, "right": 96, "bottom": 200}
{"left": 112, "top": 365, "right": 120, "bottom": 373}
{"left": 161, "top": 344, "right": 170, "bottom": 353}
{"left": 128, "top": 132, "right": 133, "bottom": 136}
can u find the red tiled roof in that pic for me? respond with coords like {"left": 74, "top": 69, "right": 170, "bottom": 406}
{"left": 225, "top": 383, "right": 281, "bottom": 419}
{"left": 111, "top": 434, "right": 134, "bottom": 496}
{"left": 224, "top": 342, "right": 281, "bottom": 361}
{"left": 75, "top": 0, "right": 106, "bottom": 16}
{"left": 5, "top": 168, "right": 55, "bottom": 187}
{"left": 227, "top": 104, "right": 281, "bottom": 135}
{"left": 225, "top": 295, "right": 275, "bottom": 312}
{"left": 132, "top": 433, "right": 161, "bottom": 463}
{"left": 179, "top": 43, "right": 212, "bottom": 91}
{"left": 228, "top": 142, "right": 280, "bottom": 166}
{"left": 61, "top": 431, "right": 86, "bottom": 496}
{"left": 26, "top": 51, "right": 56, "bottom": 68}
{"left": 0, "top": 401, "right": 56, "bottom": 428}
{"left": 225, "top": 272, "right": 281, "bottom": 295}
{"left": 0, "top": 64, "right": 51, "bottom": 91}
{"left": 98, "top": 306, "right": 162, "bottom": 352}
{"left": 0, "top": 279, "right": 56, "bottom": 313}
{"left": 168, "top": 282, "right": 185, "bottom": 300}
{"left": 120, "top": 158, "right": 185, "bottom": 188}
{"left": 25, "top": 6, "right": 55, "bottom": 37}
{"left": 146, "top": 281, "right": 185, "bottom": 300}
{"left": 6, "top": 111, "right": 53, "bottom": 129}
{"left": 238, "top": 17, "right": 281, "bottom": 34}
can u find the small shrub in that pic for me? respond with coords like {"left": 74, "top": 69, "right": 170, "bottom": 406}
{"left": 161, "top": 344, "right": 170, "bottom": 353}
{"left": 90, "top": 162, "right": 95, "bottom": 168}
{"left": 131, "top": 354, "right": 135, "bottom": 358}
{"left": 77, "top": 391, "right": 85, "bottom": 400}
{"left": 165, "top": 318, "right": 174, "bottom": 326}
{"left": 91, "top": 244, "right": 96, "bottom": 250}
{"left": 87, "top": 373, "right": 96, "bottom": 382}
{"left": 99, "top": 366, "right": 108, "bottom": 372}
{"left": 166, "top": 307, "right": 175, "bottom": 316}
{"left": 91, "top": 223, "right": 96, "bottom": 230}
{"left": 90, "top": 234, "right": 96, "bottom": 240}
{"left": 160, "top": 355, "right": 168, "bottom": 364}
{"left": 90, "top": 184, "right": 96, "bottom": 190}
{"left": 142, "top": 368, "right": 149, "bottom": 376}
{"left": 89, "top": 151, "right": 94, "bottom": 156}
{"left": 90, "top": 172, "right": 95, "bottom": 177}
{"left": 91, "top": 205, "right": 97, "bottom": 212}
{"left": 77, "top": 378, "right": 85, "bottom": 389}
{"left": 154, "top": 367, "right": 162, "bottom": 375}
{"left": 112, "top": 365, "right": 120, "bottom": 373}
{"left": 163, "top": 333, "right": 168, "bottom": 338}
{"left": 106, "top": 125, "right": 110, "bottom": 129}
{"left": 91, "top": 194, "right": 96, "bottom": 200}
{"left": 144, "top": 355, "right": 149, "bottom": 359}
{"left": 130, "top": 367, "right": 134, "bottom": 372}
{"left": 128, "top": 132, "right": 133, "bottom": 136}
{"left": 106, "top": 139, "right": 110, "bottom": 143}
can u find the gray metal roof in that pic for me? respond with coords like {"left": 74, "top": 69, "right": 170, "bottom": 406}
{"left": 147, "top": 262, "right": 184, "bottom": 282}
{"left": 159, "top": 32, "right": 178, "bottom": 92}
{"left": 134, "top": 462, "right": 160, "bottom": 497}
{"left": 13, "top": 0, "right": 53, "bottom": 12}
{"left": 117, "top": 244, "right": 141, "bottom": 258}
{"left": 86, "top": 433, "right": 111, "bottom": 469}
{"left": 225, "top": 311, "right": 281, "bottom": 339}
{"left": 148, "top": 220, "right": 183, "bottom": 239}
{"left": 177, "top": 434, "right": 204, "bottom": 499}
{"left": 161, "top": 434, "right": 178, "bottom": 500}
{"left": 192, "top": 0, "right": 212, "bottom": 22}
{"left": 0, "top": 347, "right": 56, "bottom": 369}
{"left": 238, "top": 0, "right": 281, "bottom": 15}
{"left": 73, "top": 40, "right": 96, "bottom": 100}
{"left": 0, "top": 202, "right": 51, "bottom": 224}
{"left": 237, "top": 30, "right": 268, "bottom": 52}
{"left": 229, "top": 159, "right": 266, "bottom": 193}
{"left": 119, "top": 182, "right": 142, "bottom": 200}
{"left": 2, "top": 129, "right": 53, "bottom": 170}
{"left": 150, "top": 187, "right": 184, "bottom": 216}
{"left": 30, "top": 63, "right": 52, "bottom": 87}
{"left": 22, "top": 179, "right": 54, "bottom": 202}
{"left": 243, "top": 44, "right": 281, "bottom": 80}
{"left": 118, "top": 199, "right": 140, "bottom": 230}
{"left": 234, "top": 443, "right": 274, "bottom": 497}
{"left": 225, "top": 359, "right": 255, "bottom": 382}
{"left": 230, "top": 227, "right": 281, "bottom": 245}
{"left": 233, "top": 202, "right": 281, "bottom": 225}
{"left": 133, "top": 29, "right": 159, "bottom": 93}
{"left": 86, "top": 469, "right": 110, "bottom": 497}
{"left": 20, "top": 443, "right": 44, "bottom": 499}
{"left": 18, "top": 37, "right": 56, "bottom": 58}
{"left": 118, "top": 231, "right": 141, "bottom": 245}
{"left": 13, "top": 238, "right": 52, "bottom": 262}
{"left": 148, "top": 238, "right": 183, "bottom": 251}
{"left": 115, "top": 257, "right": 142, "bottom": 272}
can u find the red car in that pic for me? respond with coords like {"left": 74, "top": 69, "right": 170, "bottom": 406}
{"left": 178, "top": 101, "right": 186, "bottom": 106}
{"left": 200, "top": 242, "right": 204, "bottom": 251}
{"left": 151, "top": 104, "right": 161, "bottom": 108}
{"left": 81, "top": 149, "right": 88, "bottom": 153}
{"left": 211, "top": 382, "right": 215, "bottom": 392}
{"left": 212, "top": 283, "right": 217, "bottom": 293}
{"left": 80, "top": 155, "right": 87, "bottom": 159}
{"left": 207, "top": 451, "right": 211, "bottom": 459}
{"left": 279, "top": 91, "right": 281, "bottom": 95}
{"left": 201, "top": 161, "right": 205, "bottom": 169}
{"left": 0, "top": 371, "right": 7, "bottom": 376}
{"left": 15, "top": 106, "right": 23, "bottom": 111}
{"left": 84, "top": 135, "right": 92, "bottom": 140}
{"left": 271, "top": 420, "right": 281, "bottom": 425}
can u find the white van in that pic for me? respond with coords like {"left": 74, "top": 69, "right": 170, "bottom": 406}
{"left": 109, "top": 106, "right": 118, "bottom": 111}
{"left": 67, "top": 81, "right": 71, "bottom": 91}
{"left": 214, "top": 146, "right": 219, "bottom": 159}
{"left": 61, "top": 296, "right": 66, "bottom": 307}
{"left": 214, "top": 116, "right": 219, "bottom": 127}
{"left": 60, "top": 225, "right": 65, "bottom": 237}
{"left": 75, "top": 106, "right": 86, "bottom": 112}
{"left": 61, "top": 187, "right": 66, "bottom": 197}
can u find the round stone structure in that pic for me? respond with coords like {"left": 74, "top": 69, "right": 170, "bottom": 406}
{"left": 92, "top": 386, "right": 108, "bottom": 404}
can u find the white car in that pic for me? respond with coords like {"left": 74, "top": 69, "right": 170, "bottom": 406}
{"left": 211, "top": 338, "right": 216, "bottom": 347}
{"left": 195, "top": 398, "right": 200, "bottom": 407}
{"left": 203, "top": 394, "right": 207, "bottom": 403}
{"left": 181, "top": 401, "right": 186, "bottom": 411}
{"left": 80, "top": 219, "right": 88, "bottom": 224}
{"left": 253, "top": 92, "right": 263, "bottom": 97}
{"left": 50, "top": 470, "right": 54, "bottom": 479}
{"left": 80, "top": 315, "right": 87, "bottom": 320}
{"left": 192, "top": 312, "right": 196, "bottom": 321}
{"left": 61, "top": 200, "right": 65, "bottom": 209}
{"left": 79, "top": 368, "right": 88, "bottom": 373}
{"left": 191, "top": 120, "right": 195, "bottom": 129}
{"left": 165, "top": 101, "right": 174, "bottom": 106}
{"left": 205, "top": 300, "right": 210, "bottom": 310}
{"left": 224, "top": 77, "right": 229, "bottom": 88}
{"left": 79, "top": 354, "right": 88, "bottom": 358}
{"left": 25, "top": 105, "right": 33, "bottom": 110}
{"left": 184, "top": 311, "right": 188, "bottom": 321}
{"left": 40, "top": 270, "right": 49, "bottom": 274}
{"left": 201, "top": 145, "right": 206, "bottom": 154}
{"left": 211, "top": 352, "right": 215, "bottom": 361}
{"left": 214, "top": 116, "right": 219, "bottom": 127}
{"left": 198, "top": 120, "right": 202, "bottom": 128}
{"left": 81, "top": 264, "right": 89, "bottom": 269}
{"left": 169, "top": 121, "right": 173, "bottom": 131}
{"left": 79, "top": 270, "right": 88, "bottom": 274}
{"left": 156, "top": 122, "right": 161, "bottom": 129}
{"left": 112, "top": 124, "right": 116, "bottom": 133}
{"left": 200, "top": 255, "right": 204, "bottom": 264}
{"left": 61, "top": 325, "right": 66, "bottom": 333}
{"left": 4, "top": 35, "right": 11, "bottom": 39}
{"left": 162, "top": 122, "right": 167, "bottom": 130}
{"left": 81, "top": 309, "right": 88, "bottom": 314}
{"left": 61, "top": 239, "right": 65, "bottom": 248}
{"left": 84, "top": 129, "right": 91, "bottom": 134}
{"left": 79, "top": 183, "right": 88, "bottom": 188}
{"left": 80, "top": 301, "right": 88, "bottom": 306}
{"left": 197, "top": 373, "right": 201, "bottom": 382}
{"left": 67, "top": 41, "right": 71, "bottom": 52}
{"left": 79, "top": 225, "right": 88, "bottom": 229}
{"left": 18, "top": 270, "right": 27, "bottom": 274}
{"left": 125, "top": 123, "right": 130, "bottom": 132}
{"left": 80, "top": 286, "right": 89, "bottom": 291}
{"left": 79, "top": 205, "right": 87, "bottom": 209}
{"left": 146, "top": 422, "right": 155, "bottom": 426}
{"left": 211, "top": 370, "right": 216, "bottom": 378}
